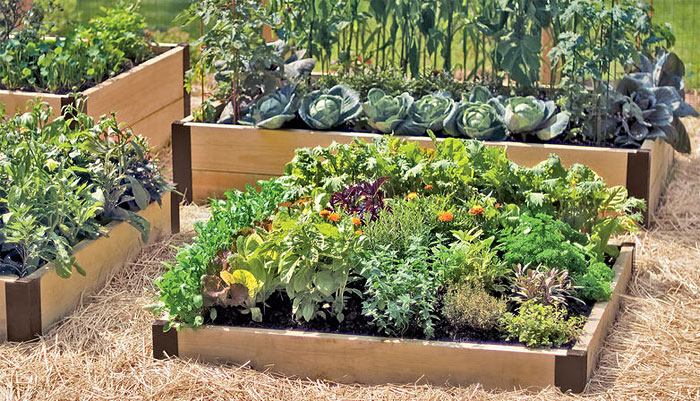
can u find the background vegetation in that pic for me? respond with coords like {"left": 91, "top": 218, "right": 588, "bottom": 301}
{"left": 73, "top": 0, "right": 700, "bottom": 89}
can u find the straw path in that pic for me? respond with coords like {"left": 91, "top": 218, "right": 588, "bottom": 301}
{"left": 0, "top": 120, "right": 698, "bottom": 400}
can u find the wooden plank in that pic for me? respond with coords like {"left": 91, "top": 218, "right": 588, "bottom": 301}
{"left": 644, "top": 139, "right": 674, "bottom": 220}
{"left": 568, "top": 245, "right": 634, "bottom": 383}
{"left": 187, "top": 124, "right": 632, "bottom": 198}
{"left": 188, "top": 124, "right": 368, "bottom": 175}
{"left": 177, "top": 325, "right": 561, "bottom": 390}
{"left": 191, "top": 170, "right": 277, "bottom": 201}
{"left": 83, "top": 46, "right": 185, "bottom": 137}
{"left": 128, "top": 97, "right": 185, "bottom": 149}
{"left": 0, "top": 91, "right": 64, "bottom": 119}
{"left": 0, "top": 276, "right": 13, "bottom": 342}
{"left": 30, "top": 195, "right": 171, "bottom": 332}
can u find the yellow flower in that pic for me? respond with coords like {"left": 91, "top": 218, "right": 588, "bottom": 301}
{"left": 406, "top": 192, "right": 418, "bottom": 200}
{"left": 355, "top": 230, "right": 363, "bottom": 235}
{"left": 329, "top": 213, "right": 341, "bottom": 222}
{"left": 438, "top": 211, "right": 453, "bottom": 222}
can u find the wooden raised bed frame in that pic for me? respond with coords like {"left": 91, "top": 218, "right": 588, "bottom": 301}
{"left": 153, "top": 243, "right": 634, "bottom": 393}
{"left": 0, "top": 193, "right": 180, "bottom": 343}
{"left": 171, "top": 121, "right": 673, "bottom": 224}
{"left": 0, "top": 43, "right": 190, "bottom": 149}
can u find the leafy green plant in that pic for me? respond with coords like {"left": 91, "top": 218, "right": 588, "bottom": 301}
{"left": 182, "top": 0, "right": 285, "bottom": 123}
{"left": 0, "top": 2, "right": 151, "bottom": 93}
{"left": 0, "top": 100, "right": 169, "bottom": 278}
{"left": 271, "top": 206, "right": 365, "bottom": 323}
{"left": 360, "top": 241, "right": 441, "bottom": 339}
{"left": 361, "top": 88, "right": 413, "bottom": 134}
{"left": 237, "top": 84, "right": 300, "bottom": 129}
{"left": 498, "top": 213, "right": 590, "bottom": 276}
{"left": 155, "top": 180, "right": 285, "bottom": 329}
{"left": 443, "top": 97, "right": 506, "bottom": 140}
{"left": 299, "top": 85, "right": 362, "bottom": 130}
{"left": 577, "top": 261, "right": 614, "bottom": 302}
{"left": 443, "top": 280, "right": 507, "bottom": 333}
{"left": 501, "top": 300, "right": 585, "bottom": 347}
{"left": 395, "top": 92, "right": 454, "bottom": 136}
{"left": 493, "top": 97, "right": 571, "bottom": 141}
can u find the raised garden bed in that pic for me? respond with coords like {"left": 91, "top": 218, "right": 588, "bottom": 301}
{"left": 0, "top": 43, "right": 189, "bottom": 149}
{"left": 155, "top": 136, "right": 644, "bottom": 393}
{"left": 172, "top": 119, "right": 672, "bottom": 224}
{"left": 2, "top": 194, "right": 177, "bottom": 342}
{"left": 0, "top": 97, "right": 178, "bottom": 342}
{"left": 154, "top": 242, "right": 633, "bottom": 392}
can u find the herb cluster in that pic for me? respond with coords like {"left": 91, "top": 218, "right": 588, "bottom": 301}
{"left": 0, "top": 101, "right": 171, "bottom": 278}
{"left": 156, "top": 136, "right": 642, "bottom": 347}
{"left": 0, "top": 1, "right": 152, "bottom": 93}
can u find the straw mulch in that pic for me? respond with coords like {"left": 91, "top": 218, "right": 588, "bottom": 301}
{"left": 0, "top": 122, "right": 699, "bottom": 401}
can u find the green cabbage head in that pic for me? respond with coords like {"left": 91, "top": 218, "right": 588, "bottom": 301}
{"left": 495, "top": 96, "right": 570, "bottom": 141}
{"left": 362, "top": 88, "right": 414, "bottom": 134}
{"left": 395, "top": 92, "right": 455, "bottom": 136}
{"left": 239, "top": 85, "right": 299, "bottom": 129}
{"left": 299, "top": 85, "right": 362, "bottom": 130}
{"left": 443, "top": 92, "right": 506, "bottom": 141}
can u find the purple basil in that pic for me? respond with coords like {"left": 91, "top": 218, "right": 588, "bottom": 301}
{"left": 329, "top": 178, "right": 390, "bottom": 222}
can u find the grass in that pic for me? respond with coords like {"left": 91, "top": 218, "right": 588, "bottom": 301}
{"left": 648, "top": 0, "right": 700, "bottom": 90}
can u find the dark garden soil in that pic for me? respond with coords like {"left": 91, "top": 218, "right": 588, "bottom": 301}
{"left": 206, "top": 270, "right": 599, "bottom": 349}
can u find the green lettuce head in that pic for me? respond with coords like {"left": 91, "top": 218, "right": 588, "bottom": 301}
{"left": 299, "top": 85, "right": 362, "bottom": 130}
{"left": 395, "top": 92, "right": 455, "bottom": 136}
{"left": 443, "top": 89, "right": 506, "bottom": 140}
{"left": 239, "top": 84, "right": 299, "bottom": 129}
{"left": 495, "top": 96, "right": 570, "bottom": 141}
{"left": 362, "top": 88, "right": 413, "bottom": 134}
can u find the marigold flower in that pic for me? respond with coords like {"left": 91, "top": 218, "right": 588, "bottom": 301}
{"left": 319, "top": 210, "right": 331, "bottom": 217}
{"left": 424, "top": 184, "right": 434, "bottom": 190}
{"left": 494, "top": 203, "right": 501, "bottom": 209}
{"left": 329, "top": 213, "right": 341, "bottom": 222}
{"left": 352, "top": 217, "right": 362, "bottom": 226}
{"left": 438, "top": 211, "right": 453, "bottom": 222}
{"left": 469, "top": 205, "right": 484, "bottom": 217}
{"left": 355, "top": 230, "right": 363, "bottom": 235}
{"left": 406, "top": 192, "right": 418, "bottom": 200}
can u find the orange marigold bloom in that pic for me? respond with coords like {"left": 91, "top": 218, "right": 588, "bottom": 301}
{"left": 329, "top": 213, "right": 341, "bottom": 222}
{"left": 494, "top": 203, "right": 501, "bottom": 209}
{"left": 424, "top": 184, "right": 434, "bottom": 190}
{"left": 469, "top": 205, "right": 484, "bottom": 216}
{"left": 319, "top": 210, "right": 331, "bottom": 217}
{"left": 406, "top": 192, "right": 418, "bottom": 200}
{"left": 352, "top": 217, "right": 362, "bottom": 226}
{"left": 355, "top": 230, "right": 363, "bottom": 235}
{"left": 438, "top": 211, "right": 453, "bottom": 222}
